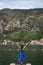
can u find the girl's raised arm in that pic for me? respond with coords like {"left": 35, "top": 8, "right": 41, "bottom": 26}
{"left": 23, "top": 42, "right": 30, "bottom": 49}
{"left": 16, "top": 42, "right": 21, "bottom": 49}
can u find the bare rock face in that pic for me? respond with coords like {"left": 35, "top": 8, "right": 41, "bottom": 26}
{"left": 0, "top": 8, "right": 43, "bottom": 31}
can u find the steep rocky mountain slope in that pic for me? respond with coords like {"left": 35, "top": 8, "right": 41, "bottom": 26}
{"left": 0, "top": 8, "right": 43, "bottom": 31}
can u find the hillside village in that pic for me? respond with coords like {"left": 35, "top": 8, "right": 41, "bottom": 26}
{"left": 0, "top": 39, "right": 43, "bottom": 45}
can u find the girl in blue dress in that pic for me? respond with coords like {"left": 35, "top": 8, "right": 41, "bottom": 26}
{"left": 16, "top": 42, "right": 29, "bottom": 65}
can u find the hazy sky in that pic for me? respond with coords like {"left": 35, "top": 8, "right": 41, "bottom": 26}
{"left": 0, "top": 0, "right": 43, "bottom": 9}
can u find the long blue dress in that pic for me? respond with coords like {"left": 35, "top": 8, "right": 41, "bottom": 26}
{"left": 18, "top": 50, "right": 24, "bottom": 62}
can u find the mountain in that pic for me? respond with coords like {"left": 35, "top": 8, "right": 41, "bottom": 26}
{"left": 0, "top": 8, "right": 43, "bottom": 32}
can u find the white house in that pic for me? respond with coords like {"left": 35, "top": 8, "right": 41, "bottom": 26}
{"left": 30, "top": 40, "right": 39, "bottom": 45}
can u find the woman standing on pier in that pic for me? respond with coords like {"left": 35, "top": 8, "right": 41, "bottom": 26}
{"left": 16, "top": 42, "right": 30, "bottom": 65}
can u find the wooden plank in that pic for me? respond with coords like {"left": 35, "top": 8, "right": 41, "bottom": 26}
{"left": 10, "top": 63, "right": 15, "bottom": 65}
{"left": 10, "top": 63, "right": 31, "bottom": 65}
{"left": 26, "top": 63, "right": 31, "bottom": 65}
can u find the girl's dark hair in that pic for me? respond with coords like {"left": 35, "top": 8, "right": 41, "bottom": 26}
{"left": 20, "top": 45, "right": 24, "bottom": 50}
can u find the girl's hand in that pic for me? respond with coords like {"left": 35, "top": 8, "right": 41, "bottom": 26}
{"left": 26, "top": 42, "right": 29, "bottom": 45}
{"left": 16, "top": 42, "right": 20, "bottom": 49}
{"left": 26, "top": 42, "right": 30, "bottom": 45}
{"left": 16, "top": 42, "right": 19, "bottom": 45}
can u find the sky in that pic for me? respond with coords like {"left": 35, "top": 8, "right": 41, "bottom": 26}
{"left": 0, "top": 0, "right": 43, "bottom": 9}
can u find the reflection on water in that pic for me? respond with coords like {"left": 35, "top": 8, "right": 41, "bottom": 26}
{"left": 0, "top": 45, "right": 43, "bottom": 65}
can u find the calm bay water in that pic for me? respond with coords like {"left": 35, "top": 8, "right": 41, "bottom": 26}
{"left": 0, "top": 45, "right": 43, "bottom": 65}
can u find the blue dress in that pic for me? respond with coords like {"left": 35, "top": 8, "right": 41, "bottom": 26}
{"left": 18, "top": 50, "right": 24, "bottom": 62}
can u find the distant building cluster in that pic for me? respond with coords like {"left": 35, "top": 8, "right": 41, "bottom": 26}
{"left": 0, "top": 39, "right": 43, "bottom": 45}
{"left": 0, "top": 40, "right": 14, "bottom": 45}
{"left": 30, "top": 39, "right": 43, "bottom": 45}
